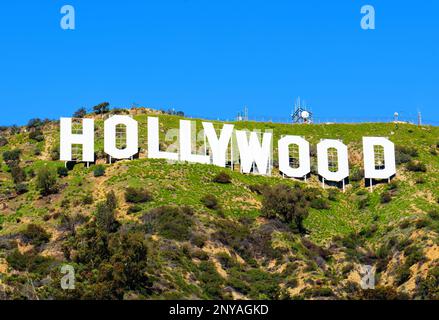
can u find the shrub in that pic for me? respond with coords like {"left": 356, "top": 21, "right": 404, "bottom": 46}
{"left": 0, "top": 136, "right": 7, "bottom": 147}
{"left": 93, "top": 102, "right": 110, "bottom": 114}
{"left": 394, "top": 265, "right": 411, "bottom": 286}
{"left": 125, "top": 187, "right": 152, "bottom": 203}
{"left": 310, "top": 197, "right": 330, "bottom": 210}
{"left": 95, "top": 201, "right": 119, "bottom": 233}
{"left": 406, "top": 161, "right": 427, "bottom": 172}
{"left": 430, "top": 146, "right": 438, "bottom": 156}
{"left": 261, "top": 184, "right": 310, "bottom": 233}
{"left": 82, "top": 194, "right": 94, "bottom": 205}
{"left": 6, "top": 249, "right": 52, "bottom": 273}
{"left": 93, "top": 165, "right": 106, "bottom": 177}
{"left": 50, "top": 145, "right": 60, "bottom": 161}
{"left": 201, "top": 194, "right": 220, "bottom": 210}
{"left": 73, "top": 107, "right": 87, "bottom": 118}
{"left": 416, "top": 266, "right": 439, "bottom": 299}
{"left": 350, "top": 167, "right": 364, "bottom": 182}
{"left": 2, "top": 149, "right": 21, "bottom": 163}
{"left": 127, "top": 205, "right": 142, "bottom": 214}
{"left": 36, "top": 167, "right": 59, "bottom": 196}
{"left": 10, "top": 163, "right": 26, "bottom": 184}
{"left": 328, "top": 189, "right": 338, "bottom": 201}
{"left": 212, "top": 171, "right": 232, "bottom": 184}
{"left": 22, "top": 224, "right": 51, "bottom": 246}
{"left": 27, "top": 118, "right": 43, "bottom": 129}
{"left": 29, "top": 129, "right": 44, "bottom": 142}
{"left": 428, "top": 210, "right": 439, "bottom": 221}
{"left": 248, "top": 183, "right": 270, "bottom": 195}
{"left": 415, "top": 177, "right": 425, "bottom": 184}
{"left": 57, "top": 166, "right": 69, "bottom": 177}
{"left": 15, "top": 183, "right": 28, "bottom": 195}
{"left": 358, "top": 197, "right": 370, "bottom": 210}
{"left": 395, "top": 146, "right": 418, "bottom": 165}
{"left": 144, "top": 206, "right": 194, "bottom": 241}
{"left": 105, "top": 191, "right": 118, "bottom": 210}
{"left": 380, "top": 192, "right": 392, "bottom": 204}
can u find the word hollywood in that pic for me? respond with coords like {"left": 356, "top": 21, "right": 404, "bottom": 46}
{"left": 59, "top": 116, "right": 397, "bottom": 189}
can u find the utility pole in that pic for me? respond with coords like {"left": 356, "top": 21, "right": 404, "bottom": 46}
{"left": 418, "top": 111, "right": 422, "bottom": 126}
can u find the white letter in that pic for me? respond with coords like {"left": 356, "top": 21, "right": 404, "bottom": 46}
{"left": 236, "top": 130, "right": 272, "bottom": 175}
{"left": 147, "top": 117, "right": 179, "bottom": 161}
{"left": 60, "top": 118, "right": 94, "bottom": 162}
{"left": 60, "top": 5, "right": 75, "bottom": 30}
{"left": 104, "top": 115, "right": 138, "bottom": 160}
{"left": 180, "top": 120, "right": 209, "bottom": 164}
{"left": 363, "top": 137, "right": 396, "bottom": 179}
{"left": 361, "top": 5, "right": 375, "bottom": 30}
{"left": 203, "top": 122, "right": 234, "bottom": 167}
{"left": 317, "top": 139, "right": 349, "bottom": 182}
{"left": 278, "top": 136, "right": 310, "bottom": 178}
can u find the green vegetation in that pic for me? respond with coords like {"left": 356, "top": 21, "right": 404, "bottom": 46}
{"left": 0, "top": 108, "right": 438, "bottom": 300}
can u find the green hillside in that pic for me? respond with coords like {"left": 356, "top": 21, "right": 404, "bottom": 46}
{"left": 0, "top": 108, "right": 438, "bottom": 300}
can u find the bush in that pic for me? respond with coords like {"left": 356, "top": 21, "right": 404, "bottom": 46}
{"left": 212, "top": 172, "right": 232, "bottom": 184}
{"left": 415, "top": 177, "right": 425, "bottom": 184}
{"left": 9, "top": 163, "right": 26, "bottom": 184}
{"left": 310, "top": 197, "right": 330, "bottom": 210}
{"left": 6, "top": 249, "right": 52, "bottom": 273}
{"left": 248, "top": 183, "right": 270, "bottom": 195}
{"left": 22, "top": 224, "right": 51, "bottom": 246}
{"left": 127, "top": 205, "right": 142, "bottom": 214}
{"left": 0, "top": 136, "right": 7, "bottom": 147}
{"left": 380, "top": 192, "right": 392, "bottom": 204}
{"left": 328, "top": 189, "right": 338, "bottom": 201}
{"left": 395, "top": 146, "right": 418, "bottom": 165}
{"left": 27, "top": 118, "right": 43, "bottom": 129}
{"left": 428, "top": 210, "right": 439, "bottom": 221}
{"left": 201, "top": 194, "right": 220, "bottom": 210}
{"left": 82, "top": 194, "right": 94, "bottom": 205}
{"left": 2, "top": 149, "right": 21, "bottom": 163}
{"left": 261, "top": 184, "right": 310, "bottom": 233}
{"left": 95, "top": 201, "right": 120, "bottom": 233}
{"left": 350, "top": 167, "right": 364, "bottom": 182}
{"left": 406, "top": 161, "right": 427, "bottom": 172}
{"left": 144, "top": 206, "right": 194, "bottom": 241}
{"left": 36, "top": 167, "right": 58, "bottom": 196}
{"left": 93, "top": 165, "right": 106, "bottom": 177}
{"left": 57, "top": 166, "right": 69, "bottom": 177}
{"left": 29, "top": 129, "right": 44, "bottom": 142}
{"left": 15, "top": 183, "right": 28, "bottom": 195}
{"left": 125, "top": 187, "right": 152, "bottom": 203}
{"left": 73, "top": 107, "right": 87, "bottom": 118}
{"left": 394, "top": 265, "right": 411, "bottom": 286}
{"left": 50, "top": 145, "right": 60, "bottom": 161}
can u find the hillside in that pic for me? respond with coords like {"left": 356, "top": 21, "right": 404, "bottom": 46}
{"left": 0, "top": 108, "right": 438, "bottom": 300}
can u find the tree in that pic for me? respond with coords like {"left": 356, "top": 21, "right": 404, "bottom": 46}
{"left": 36, "top": 167, "right": 59, "bottom": 196}
{"left": 261, "top": 184, "right": 310, "bottom": 234}
{"left": 27, "top": 118, "right": 43, "bottom": 129}
{"left": 2, "top": 149, "right": 21, "bottom": 164}
{"left": 73, "top": 107, "right": 87, "bottom": 118}
{"left": 93, "top": 102, "right": 110, "bottom": 115}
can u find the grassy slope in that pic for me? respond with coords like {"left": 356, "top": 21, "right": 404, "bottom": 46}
{"left": 0, "top": 110, "right": 438, "bottom": 299}
{"left": 2, "top": 112, "right": 437, "bottom": 243}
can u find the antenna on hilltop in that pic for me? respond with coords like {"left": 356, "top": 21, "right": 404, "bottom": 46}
{"left": 291, "top": 97, "right": 313, "bottom": 124}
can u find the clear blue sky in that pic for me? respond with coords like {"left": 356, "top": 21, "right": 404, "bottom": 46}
{"left": 0, "top": 0, "right": 438, "bottom": 125}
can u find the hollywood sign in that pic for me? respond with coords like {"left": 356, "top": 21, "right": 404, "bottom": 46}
{"left": 59, "top": 116, "right": 396, "bottom": 187}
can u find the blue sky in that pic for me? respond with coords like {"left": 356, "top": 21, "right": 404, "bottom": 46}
{"left": 0, "top": 0, "right": 438, "bottom": 125}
